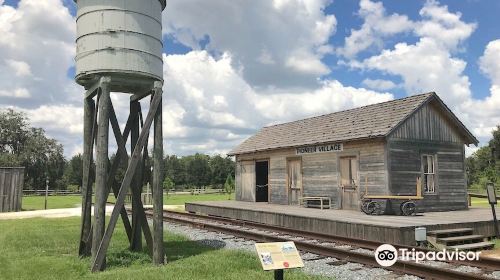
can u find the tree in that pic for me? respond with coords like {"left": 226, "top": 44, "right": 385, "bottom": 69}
{"left": 0, "top": 109, "right": 66, "bottom": 190}
{"left": 185, "top": 153, "right": 211, "bottom": 188}
{"left": 163, "top": 176, "right": 174, "bottom": 196}
{"left": 63, "top": 154, "right": 83, "bottom": 189}
{"left": 210, "top": 155, "right": 235, "bottom": 186}
{"left": 224, "top": 174, "right": 235, "bottom": 199}
{"left": 466, "top": 125, "right": 500, "bottom": 190}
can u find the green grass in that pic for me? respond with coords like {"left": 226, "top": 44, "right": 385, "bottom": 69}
{"left": 470, "top": 197, "right": 491, "bottom": 208}
{"left": 22, "top": 193, "right": 234, "bottom": 211}
{"left": 163, "top": 193, "right": 234, "bottom": 205}
{"left": 22, "top": 195, "right": 83, "bottom": 210}
{"left": 0, "top": 217, "right": 326, "bottom": 280}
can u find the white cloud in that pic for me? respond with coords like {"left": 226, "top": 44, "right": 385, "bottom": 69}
{"left": 343, "top": 0, "right": 496, "bottom": 146}
{"left": 0, "top": 0, "right": 77, "bottom": 109}
{"left": 416, "top": 0, "right": 476, "bottom": 51}
{"left": 479, "top": 39, "right": 500, "bottom": 85}
{"left": 356, "top": 38, "right": 472, "bottom": 106}
{"left": 163, "top": 0, "right": 336, "bottom": 88}
{"left": 0, "top": 88, "right": 30, "bottom": 98}
{"left": 6, "top": 59, "right": 31, "bottom": 77}
{"left": 162, "top": 50, "right": 393, "bottom": 155}
{"left": 362, "top": 78, "right": 397, "bottom": 91}
{"left": 337, "top": 0, "right": 413, "bottom": 58}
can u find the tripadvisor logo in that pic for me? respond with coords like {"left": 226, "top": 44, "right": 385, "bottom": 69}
{"left": 374, "top": 244, "right": 481, "bottom": 267}
{"left": 375, "top": 244, "right": 398, "bottom": 267}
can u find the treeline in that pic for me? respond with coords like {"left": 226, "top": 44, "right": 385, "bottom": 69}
{"left": 163, "top": 154, "right": 234, "bottom": 189}
{"left": 0, "top": 108, "right": 234, "bottom": 191}
{"left": 64, "top": 153, "right": 235, "bottom": 191}
{"left": 466, "top": 125, "right": 500, "bottom": 191}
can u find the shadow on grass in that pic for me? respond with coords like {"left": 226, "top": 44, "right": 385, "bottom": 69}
{"left": 166, "top": 239, "right": 224, "bottom": 262}
{"left": 105, "top": 239, "right": 223, "bottom": 268}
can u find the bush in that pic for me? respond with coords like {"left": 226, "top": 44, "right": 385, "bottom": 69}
{"left": 67, "top": 184, "right": 80, "bottom": 193}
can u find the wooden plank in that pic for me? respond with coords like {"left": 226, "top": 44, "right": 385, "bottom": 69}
{"left": 129, "top": 100, "right": 142, "bottom": 251}
{"left": 107, "top": 104, "right": 133, "bottom": 243}
{"left": 130, "top": 89, "right": 152, "bottom": 102}
{"left": 79, "top": 96, "right": 96, "bottom": 257}
{"left": 152, "top": 85, "right": 165, "bottom": 264}
{"left": 92, "top": 79, "right": 111, "bottom": 267}
{"left": 107, "top": 100, "right": 153, "bottom": 254}
{"left": 84, "top": 76, "right": 112, "bottom": 99}
{"left": 91, "top": 90, "right": 162, "bottom": 272}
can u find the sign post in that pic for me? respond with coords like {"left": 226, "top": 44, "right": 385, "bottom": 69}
{"left": 274, "top": 269, "right": 284, "bottom": 280}
{"left": 486, "top": 182, "right": 499, "bottom": 238}
{"left": 45, "top": 178, "right": 49, "bottom": 210}
{"left": 255, "top": 242, "right": 304, "bottom": 280}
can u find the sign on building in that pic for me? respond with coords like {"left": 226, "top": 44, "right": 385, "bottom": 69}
{"left": 296, "top": 143, "right": 343, "bottom": 155}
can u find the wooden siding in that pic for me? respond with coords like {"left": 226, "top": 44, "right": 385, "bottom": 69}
{"left": 0, "top": 167, "right": 24, "bottom": 212}
{"left": 389, "top": 102, "right": 464, "bottom": 143}
{"left": 235, "top": 139, "right": 389, "bottom": 208}
{"left": 302, "top": 152, "right": 339, "bottom": 207}
{"left": 387, "top": 140, "right": 467, "bottom": 211}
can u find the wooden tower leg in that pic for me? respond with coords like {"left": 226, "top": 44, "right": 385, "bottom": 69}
{"left": 92, "top": 77, "right": 111, "bottom": 270}
{"left": 130, "top": 100, "right": 142, "bottom": 251}
{"left": 152, "top": 81, "right": 165, "bottom": 264}
{"left": 91, "top": 90, "right": 162, "bottom": 272}
{"left": 79, "top": 95, "right": 95, "bottom": 257}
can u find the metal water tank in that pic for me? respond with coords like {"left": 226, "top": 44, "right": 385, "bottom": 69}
{"left": 74, "top": 0, "right": 167, "bottom": 92}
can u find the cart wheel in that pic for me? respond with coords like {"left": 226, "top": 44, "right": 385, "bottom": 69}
{"left": 366, "top": 201, "right": 381, "bottom": 215}
{"left": 361, "top": 200, "right": 371, "bottom": 214}
{"left": 401, "top": 201, "right": 416, "bottom": 216}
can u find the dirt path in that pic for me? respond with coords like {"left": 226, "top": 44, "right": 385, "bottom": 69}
{"left": 0, "top": 205, "right": 184, "bottom": 220}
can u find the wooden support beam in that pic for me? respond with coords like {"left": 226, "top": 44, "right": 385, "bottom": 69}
{"left": 107, "top": 106, "right": 133, "bottom": 243}
{"left": 84, "top": 77, "right": 107, "bottom": 99}
{"left": 91, "top": 90, "right": 162, "bottom": 272}
{"left": 130, "top": 100, "right": 142, "bottom": 251}
{"left": 152, "top": 82, "right": 165, "bottom": 265}
{"left": 79, "top": 95, "right": 96, "bottom": 257}
{"left": 130, "top": 89, "right": 152, "bottom": 102}
{"left": 92, "top": 77, "right": 111, "bottom": 270}
{"left": 108, "top": 104, "right": 153, "bottom": 254}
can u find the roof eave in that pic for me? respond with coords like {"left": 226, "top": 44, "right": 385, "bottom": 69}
{"left": 229, "top": 135, "right": 386, "bottom": 156}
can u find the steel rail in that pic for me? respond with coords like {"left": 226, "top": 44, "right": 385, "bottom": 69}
{"left": 144, "top": 210, "right": 495, "bottom": 280}
{"left": 164, "top": 210, "right": 500, "bottom": 272}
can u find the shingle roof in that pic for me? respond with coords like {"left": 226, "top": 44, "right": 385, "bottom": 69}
{"left": 229, "top": 92, "right": 476, "bottom": 155}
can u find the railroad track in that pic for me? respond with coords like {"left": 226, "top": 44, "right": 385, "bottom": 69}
{"left": 123, "top": 206, "right": 500, "bottom": 279}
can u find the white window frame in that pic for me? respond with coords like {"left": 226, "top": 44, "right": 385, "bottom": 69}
{"left": 422, "top": 154, "right": 436, "bottom": 194}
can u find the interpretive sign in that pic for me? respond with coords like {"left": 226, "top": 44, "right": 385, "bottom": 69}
{"left": 255, "top": 242, "right": 304, "bottom": 271}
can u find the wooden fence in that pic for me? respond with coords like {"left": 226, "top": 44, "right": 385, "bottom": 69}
{"left": 0, "top": 167, "right": 25, "bottom": 212}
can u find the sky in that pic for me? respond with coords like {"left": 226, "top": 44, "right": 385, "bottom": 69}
{"left": 0, "top": 0, "right": 499, "bottom": 158}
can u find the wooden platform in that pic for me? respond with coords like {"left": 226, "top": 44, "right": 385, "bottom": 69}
{"left": 185, "top": 201, "right": 497, "bottom": 246}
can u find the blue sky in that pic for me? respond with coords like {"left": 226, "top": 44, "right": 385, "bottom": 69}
{"left": 0, "top": 0, "right": 499, "bottom": 157}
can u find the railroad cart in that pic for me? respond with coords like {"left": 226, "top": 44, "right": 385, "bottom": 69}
{"left": 361, "top": 177, "right": 423, "bottom": 216}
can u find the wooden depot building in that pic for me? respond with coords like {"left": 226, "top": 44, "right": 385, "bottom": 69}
{"left": 228, "top": 92, "right": 478, "bottom": 212}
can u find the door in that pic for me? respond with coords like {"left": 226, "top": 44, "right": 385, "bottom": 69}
{"left": 340, "top": 156, "right": 359, "bottom": 210}
{"left": 287, "top": 159, "right": 302, "bottom": 205}
{"left": 240, "top": 161, "right": 256, "bottom": 202}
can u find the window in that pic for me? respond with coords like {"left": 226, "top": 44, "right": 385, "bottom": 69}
{"left": 422, "top": 155, "right": 436, "bottom": 193}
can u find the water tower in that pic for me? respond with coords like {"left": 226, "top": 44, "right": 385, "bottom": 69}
{"left": 74, "top": 0, "right": 167, "bottom": 272}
